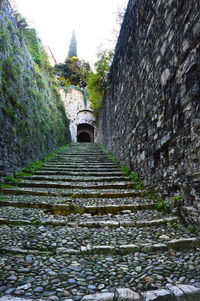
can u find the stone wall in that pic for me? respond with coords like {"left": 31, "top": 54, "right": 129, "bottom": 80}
{"left": 97, "top": 0, "right": 200, "bottom": 226}
{"left": 61, "top": 87, "right": 96, "bottom": 142}
{"left": 0, "top": 0, "right": 71, "bottom": 178}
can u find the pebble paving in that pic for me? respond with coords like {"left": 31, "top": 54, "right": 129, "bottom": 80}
{"left": 0, "top": 143, "right": 200, "bottom": 300}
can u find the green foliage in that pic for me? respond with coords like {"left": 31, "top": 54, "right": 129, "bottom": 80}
{"left": 171, "top": 195, "right": 183, "bottom": 202}
{"left": 0, "top": 183, "right": 14, "bottom": 189}
{"left": 98, "top": 144, "right": 117, "bottom": 163}
{"left": 141, "top": 190, "right": 158, "bottom": 201}
{"left": 68, "top": 30, "right": 77, "bottom": 58}
{"left": 134, "top": 182, "right": 145, "bottom": 190}
{"left": 108, "top": 155, "right": 117, "bottom": 164}
{"left": 1, "top": 145, "right": 70, "bottom": 189}
{"left": 188, "top": 225, "right": 195, "bottom": 233}
{"left": 23, "top": 160, "right": 45, "bottom": 173}
{"left": 24, "top": 28, "right": 43, "bottom": 67}
{"left": 16, "top": 171, "right": 33, "bottom": 178}
{"left": 14, "top": 12, "right": 29, "bottom": 29}
{"left": 54, "top": 56, "right": 90, "bottom": 88}
{"left": 156, "top": 200, "right": 172, "bottom": 214}
{"left": 0, "top": 9, "right": 71, "bottom": 159}
{"left": 88, "top": 49, "right": 114, "bottom": 116}
{"left": 23, "top": 144, "right": 70, "bottom": 173}
{"left": 171, "top": 222, "right": 186, "bottom": 232}
{"left": 120, "top": 166, "right": 139, "bottom": 182}
{"left": 4, "top": 176, "right": 21, "bottom": 183}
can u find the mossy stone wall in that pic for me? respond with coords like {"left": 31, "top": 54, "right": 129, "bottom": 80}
{"left": 0, "top": 0, "right": 71, "bottom": 178}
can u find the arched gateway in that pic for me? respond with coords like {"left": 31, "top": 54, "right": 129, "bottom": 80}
{"left": 77, "top": 123, "right": 94, "bottom": 142}
{"left": 60, "top": 86, "right": 96, "bottom": 142}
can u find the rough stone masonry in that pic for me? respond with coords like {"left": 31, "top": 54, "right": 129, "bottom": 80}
{"left": 97, "top": 0, "right": 200, "bottom": 226}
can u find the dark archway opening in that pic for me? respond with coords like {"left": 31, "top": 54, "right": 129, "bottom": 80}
{"left": 77, "top": 132, "right": 91, "bottom": 142}
{"left": 77, "top": 123, "right": 94, "bottom": 143}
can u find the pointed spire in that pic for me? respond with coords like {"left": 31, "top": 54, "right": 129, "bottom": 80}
{"left": 68, "top": 30, "right": 77, "bottom": 58}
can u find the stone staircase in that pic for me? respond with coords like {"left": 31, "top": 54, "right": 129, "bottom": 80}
{"left": 0, "top": 143, "right": 200, "bottom": 301}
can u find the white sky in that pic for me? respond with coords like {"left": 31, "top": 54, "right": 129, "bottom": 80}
{"left": 14, "top": 0, "right": 129, "bottom": 65}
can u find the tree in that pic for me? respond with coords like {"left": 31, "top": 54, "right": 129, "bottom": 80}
{"left": 87, "top": 49, "right": 114, "bottom": 116}
{"left": 54, "top": 56, "right": 90, "bottom": 88}
{"left": 68, "top": 30, "right": 77, "bottom": 58}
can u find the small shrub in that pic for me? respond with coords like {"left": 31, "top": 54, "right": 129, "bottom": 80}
{"left": 156, "top": 200, "right": 172, "bottom": 214}
{"left": 188, "top": 225, "right": 195, "bottom": 233}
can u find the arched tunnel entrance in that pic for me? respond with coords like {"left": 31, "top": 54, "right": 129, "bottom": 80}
{"left": 77, "top": 123, "right": 94, "bottom": 143}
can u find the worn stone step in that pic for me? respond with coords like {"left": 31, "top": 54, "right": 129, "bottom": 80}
{"left": 0, "top": 222, "right": 199, "bottom": 253}
{"left": 19, "top": 175, "right": 130, "bottom": 182}
{"left": 70, "top": 217, "right": 179, "bottom": 229}
{"left": 0, "top": 200, "right": 158, "bottom": 215}
{"left": 0, "top": 206, "right": 178, "bottom": 226}
{"left": 53, "top": 159, "right": 112, "bottom": 164}
{"left": 7, "top": 181, "right": 136, "bottom": 190}
{"left": 54, "top": 153, "right": 107, "bottom": 157}
{"left": 33, "top": 170, "right": 125, "bottom": 176}
{"left": 0, "top": 194, "right": 155, "bottom": 206}
{"left": 0, "top": 216, "right": 179, "bottom": 228}
{"left": 0, "top": 219, "right": 200, "bottom": 253}
{"left": 39, "top": 167, "right": 120, "bottom": 172}
{"left": 0, "top": 251, "right": 200, "bottom": 299}
{"left": 45, "top": 162, "right": 116, "bottom": 167}
{"left": 0, "top": 188, "right": 145, "bottom": 198}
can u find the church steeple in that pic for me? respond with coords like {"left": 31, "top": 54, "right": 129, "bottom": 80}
{"left": 68, "top": 30, "right": 77, "bottom": 58}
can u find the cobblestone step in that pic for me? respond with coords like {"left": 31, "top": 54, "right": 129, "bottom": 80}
{"left": 0, "top": 250, "right": 200, "bottom": 299}
{"left": 0, "top": 188, "right": 145, "bottom": 198}
{"left": 0, "top": 206, "right": 168, "bottom": 221}
{"left": 6, "top": 181, "right": 137, "bottom": 190}
{"left": 44, "top": 163, "right": 117, "bottom": 167}
{"left": 33, "top": 171, "right": 125, "bottom": 176}
{"left": 0, "top": 199, "right": 158, "bottom": 215}
{"left": 0, "top": 223, "right": 199, "bottom": 254}
{"left": 39, "top": 167, "right": 121, "bottom": 172}
{"left": 0, "top": 142, "right": 199, "bottom": 301}
{"left": 18, "top": 175, "right": 130, "bottom": 182}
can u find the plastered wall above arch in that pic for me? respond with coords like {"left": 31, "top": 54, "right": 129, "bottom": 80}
{"left": 60, "top": 87, "right": 96, "bottom": 142}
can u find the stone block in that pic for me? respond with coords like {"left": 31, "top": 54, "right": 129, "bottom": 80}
{"left": 115, "top": 288, "right": 140, "bottom": 300}
{"left": 81, "top": 292, "right": 114, "bottom": 301}
{"left": 142, "top": 289, "right": 172, "bottom": 300}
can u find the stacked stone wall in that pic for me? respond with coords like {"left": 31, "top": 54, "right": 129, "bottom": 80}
{"left": 97, "top": 0, "right": 200, "bottom": 226}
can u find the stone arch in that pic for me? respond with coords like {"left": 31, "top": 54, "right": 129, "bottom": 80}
{"left": 77, "top": 123, "right": 94, "bottom": 143}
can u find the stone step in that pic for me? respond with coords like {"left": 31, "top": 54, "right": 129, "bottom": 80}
{"left": 0, "top": 216, "right": 179, "bottom": 228}
{"left": 52, "top": 159, "right": 111, "bottom": 163}
{"left": 0, "top": 205, "right": 179, "bottom": 226}
{"left": 43, "top": 164, "right": 118, "bottom": 169}
{"left": 0, "top": 194, "right": 155, "bottom": 206}
{"left": 54, "top": 153, "right": 107, "bottom": 157}
{"left": 0, "top": 223, "right": 199, "bottom": 254}
{"left": 69, "top": 217, "right": 179, "bottom": 229}
{"left": 0, "top": 200, "right": 158, "bottom": 215}
{"left": 1, "top": 237, "right": 199, "bottom": 257}
{"left": 33, "top": 171, "right": 125, "bottom": 176}
{"left": 7, "top": 181, "right": 136, "bottom": 190}
{"left": 39, "top": 167, "right": 120, "bottom": 172}
{"left": 0, "top": 188, "right": 144, "bottom": 198}
{"left": 46, "top": 162, "right": 116, "bottom": 166}
{"left": 0, "top": 251, "right": 200, "bottom": 299}
{"left": 19, "top": 175, "right": 130, "bottom": 182}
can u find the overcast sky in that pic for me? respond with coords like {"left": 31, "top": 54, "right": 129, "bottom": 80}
{"left": 14, "top": 0, "right": 129, "bottom": 65}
